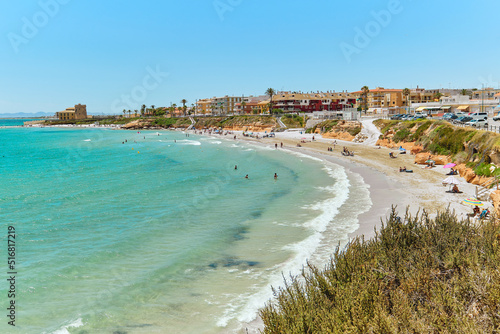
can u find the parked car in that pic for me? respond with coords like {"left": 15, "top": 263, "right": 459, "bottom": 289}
{"left": 469, "top": 112, "right": 488, "bottom": 121}
{"left": 390, "top": 114, "right": 403, "bottom": 120}
{"left": 454, "top": 116, "right": 472, "bottom": 124}
{"left": 465, "top": 119, "right": 488, "bottom": 127}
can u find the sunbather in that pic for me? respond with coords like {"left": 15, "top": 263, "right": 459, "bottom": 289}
{"left": 479, "top": 209, "right": 490, "bottom": 219}
{"left": 473, "top": 205, "right": 481, "bottom": 216}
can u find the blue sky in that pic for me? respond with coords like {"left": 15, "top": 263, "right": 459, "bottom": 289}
{"left": 1, "top": 0, "right": 499, "bottom": 114}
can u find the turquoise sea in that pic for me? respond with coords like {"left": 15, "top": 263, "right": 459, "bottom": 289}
{"left": 0, "top": 119, "right": 40, "bottom": 127}
{"left": 0, "top": 127, "right": 371, "bottom": 333}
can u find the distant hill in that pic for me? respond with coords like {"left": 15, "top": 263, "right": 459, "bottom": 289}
{"left": 0, "top": 112, "right": 55, "bottom": 118}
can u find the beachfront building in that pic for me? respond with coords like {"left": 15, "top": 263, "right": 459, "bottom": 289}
{"left": 56, "top": 104, "right": 87, "bottom": 120}
{"left": 408, "top": 88, "right": 438, "bottom": 105}
{"left": 195, "top": 98, "right": 213, "bottom": 115}
{"left": 313, "top": 107, "right": 360, "bottom": 121}
{"left": 209, "top": 96, "right": 243, "bottom": 115}
{"left": 257, "top": 100, "right": 271, "bottom": 113}
{"left": 271, "top": 92, "right": 355, "bottom": 113}
{"left": 234, "top": 95, "right": 270, "bottom": 114}
{"left": 351, "top": 88, "right": 404, "bottom": 114}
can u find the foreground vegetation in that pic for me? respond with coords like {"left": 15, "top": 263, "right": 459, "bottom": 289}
{"left": 281, "top": 114, "right": 306, "bottom": 128}
{"left": 260, "top": 209, "right": 500, "bottom": 333}
{"left": 375, "top": 119, "right": 500, "bottom": 177}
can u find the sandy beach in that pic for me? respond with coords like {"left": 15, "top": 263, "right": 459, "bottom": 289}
{"left": 205, "top": 121, "right": 481, "bottom": 242}
{"left": 183, "top": 118, "right": 489, "bottom": 334}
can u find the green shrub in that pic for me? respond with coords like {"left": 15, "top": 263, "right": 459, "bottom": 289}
{"left": 393, "top": 129, "right": 411, "bottom": 143}
{"left": 260, "top": 208, "right": 500, "bottom": 333}
{"left": 347, "top": 127, "right": 362, "bottom": 137}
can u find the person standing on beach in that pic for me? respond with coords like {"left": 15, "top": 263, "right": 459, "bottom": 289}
{"left": 280, "top": 142, "right": 283, "bottom": 148}
{"left": 275, "top": 143, "right": 278, "bottom": 149}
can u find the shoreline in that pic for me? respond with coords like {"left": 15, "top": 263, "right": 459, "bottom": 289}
{"left": 208, "top": 126, "right": 488, "bottom": 333}
{"left": 11, "top": 123, "right": 487, "bottom": 333}
{"left": 211, "top": 130, "right": 413, "bottom": 333}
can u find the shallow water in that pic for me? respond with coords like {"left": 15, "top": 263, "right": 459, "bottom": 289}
{"left": 0, "top": 128, "right": 370, "bottom": 333}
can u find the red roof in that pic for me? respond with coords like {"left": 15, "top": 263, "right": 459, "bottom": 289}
{"left": 350, "top": 88, "right": 403, "bottom": 94}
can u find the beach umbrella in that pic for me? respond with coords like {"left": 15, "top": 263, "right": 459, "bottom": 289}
{"left": 462, "top": 198, "right": 484, "bottom": 206}
{"left": 442, "top": 176, "right": 461, "bottom": 185}
{"left": 443, "top": 163, "right": 457, "bottom": 168}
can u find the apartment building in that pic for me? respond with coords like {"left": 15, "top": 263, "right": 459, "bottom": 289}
{"left": 210, "top": 96, "right": 243, "bottom": 115}
{"left": 350, "top": 88, "right": 404, "bottom": 113}
{"left": 271, "top": 92, "right": 355, "bottom": 112}
{"left": 195, "top": 98, "right": 213, "bottom": 114}
{"left": 234, "top": 95, "right": 269, "bottom": 114}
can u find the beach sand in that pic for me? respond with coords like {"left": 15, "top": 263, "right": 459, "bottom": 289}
{"left": 235, "top": 127, "right": 483, "bottom": 225}
{"left": 204, "top": 121, "right": 488, "bottom": 333}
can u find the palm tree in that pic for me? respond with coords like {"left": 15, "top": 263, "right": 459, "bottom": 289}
{"left": 241, "top": 100, "right": 247, "bottom": 115}
{"left": 402, "top": 88, "right": 410, "bottom": 114}
{"left": 127, "top": 110, "right": 132, "bottom": 118}
{"left": 266, "top": 88, "right": 276, "bottom": 114}
{"left": 434, "top": 92, "right": 443, "bottom": 101}
{"left": 140, "top": 104, "right": 146, "bottom": 117}
{"left": 122, "top": 109, "right": 126, "bottom": 118}
{"left": 219, "top": 102, "right": 225, "bottom": 115}
{"left": 180, "top": 99, "right": 188, "bottom": 116}
{"left": 134, "top": 109, "right": 138, "bottom": 118}
{"left": 461, "top": 89, "right": 470, "bottom": 96}
{"left": 361, "top": 86, "right": 369, "bottom": 114}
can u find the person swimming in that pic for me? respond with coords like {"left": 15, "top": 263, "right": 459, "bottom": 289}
{"left": 245, "top": 174, "right": 249, "bottom": 179}
{"left": 274, "top": 173, "right": 278, "bottom": 179}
